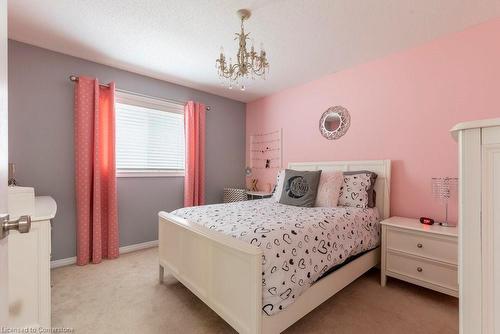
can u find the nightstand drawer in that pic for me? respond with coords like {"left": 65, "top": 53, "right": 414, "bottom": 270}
{"left": 386, "top": 252, "right": 458, "bottom": 291}
{"left": 387, "top": 228, "right": 457, "bottom": 264}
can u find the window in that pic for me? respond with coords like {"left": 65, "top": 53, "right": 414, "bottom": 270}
{"left": 115, "top": 91, "right": 185, "bottom": 177}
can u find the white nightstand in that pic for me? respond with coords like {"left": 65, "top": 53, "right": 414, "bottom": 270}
{"left": 380, "top": 216, "right": 458, "bottom": 297}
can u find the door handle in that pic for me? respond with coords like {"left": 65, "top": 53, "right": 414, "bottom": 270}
{"left": 0, "top": 214, "right": 31, "bottom": 240}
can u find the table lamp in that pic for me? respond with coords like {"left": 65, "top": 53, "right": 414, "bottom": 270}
{"left": 431, "top": 177, "right": 458, "bottom": 227}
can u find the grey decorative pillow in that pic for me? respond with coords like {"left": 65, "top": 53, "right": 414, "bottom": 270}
{"left": 338, "top": 171, "right": 378, "bottom": 208}
{"left": 279, "top": 169, "right": 322, "bottom": 207}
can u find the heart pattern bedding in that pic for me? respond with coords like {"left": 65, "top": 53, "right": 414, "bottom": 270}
{"left": 171, "top": 199, "right": 380, "bottom": 316}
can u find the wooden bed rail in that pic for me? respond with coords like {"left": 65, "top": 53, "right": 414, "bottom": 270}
{"left": 159, "top": 211, "right": 263, "bottom": 334}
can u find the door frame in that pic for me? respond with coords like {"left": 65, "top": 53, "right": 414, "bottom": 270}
{"left": 0, "top": 0, "right": 10, "bottom": 326}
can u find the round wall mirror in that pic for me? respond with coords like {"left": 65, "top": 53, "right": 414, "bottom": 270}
{"left": 319, "top": 106, "right": 351, "bottom": 140}
{"left": 324, "top": 114, "right": 341, "bottom": 132}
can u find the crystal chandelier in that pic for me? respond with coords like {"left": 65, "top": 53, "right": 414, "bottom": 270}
{"left": 216, "top": 9, "right": 269, "bottom": 90}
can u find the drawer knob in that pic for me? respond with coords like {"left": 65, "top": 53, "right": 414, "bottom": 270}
{"left": 417, "top": 243, "right": 423, "bottom": 248}
{"left": 417, "top": 267, "right": 423, "bottom": 272}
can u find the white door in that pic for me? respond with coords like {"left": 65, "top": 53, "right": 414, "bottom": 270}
{"left": 0, "top": 0, "right": 9, "bottom": 326}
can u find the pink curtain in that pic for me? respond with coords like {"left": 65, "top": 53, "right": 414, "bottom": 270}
{"left": 74, "top": 77, "right": 119, "bottom": 265}
{"left": 184, "top": 101, "right": 206, "bottom": 207}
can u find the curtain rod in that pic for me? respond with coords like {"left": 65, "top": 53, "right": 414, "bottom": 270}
{"left": 69, "top": 75, "right": 211, "bottom": 111}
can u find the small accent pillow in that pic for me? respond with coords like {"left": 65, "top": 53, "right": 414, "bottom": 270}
{"left": 338, "top": 171, "right": 378, "bottom": 208}
{"left": 314, "top": 170, "right": 344, "bottom": 207}
{"left": 279, "top": 169, "right": 322, "bottom": 207}
{"left": 272, "top": 170, "right": 285, "bottom": 202}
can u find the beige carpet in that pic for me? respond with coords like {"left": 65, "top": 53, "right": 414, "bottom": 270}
{"left": 52, "top": 247, "right": 458, "bottom": 334}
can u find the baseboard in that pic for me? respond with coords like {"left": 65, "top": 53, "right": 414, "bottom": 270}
{"left": 50, "top": 256, "right": 77, "bottom": 269}
{"left": 50, "top": 240, "right": 159, "bottom": 269}
{"left": 119, "top": 239, "right": 158, "bottom": 254}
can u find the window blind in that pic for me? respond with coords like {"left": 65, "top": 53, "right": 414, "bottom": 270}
{"left": 115, "top": 94, "right": 185, "bottom": 173}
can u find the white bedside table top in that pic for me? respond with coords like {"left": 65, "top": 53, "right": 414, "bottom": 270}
{"left": 246, "top": 191, "right": 273, "bottom": 196}
{"left": 381, "top": 216, "right": 458, "bottom": 237}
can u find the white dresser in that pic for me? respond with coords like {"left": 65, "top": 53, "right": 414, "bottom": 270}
{"left": 451, "top": 118, "right": 500, "bottom": 334}
{"left": 380, "top": 216, "right": 458, "bottom": 297}
{"left": 8, "top": 196, "right": 56, "bottom": 328}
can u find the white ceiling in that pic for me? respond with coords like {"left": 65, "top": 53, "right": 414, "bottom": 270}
{"left": 8, "top": 0, "right": 500, "bottom": 102}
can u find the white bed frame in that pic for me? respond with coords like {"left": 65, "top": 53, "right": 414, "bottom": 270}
{"left": 159, "top": 160, "right": 391, "bottom": 334}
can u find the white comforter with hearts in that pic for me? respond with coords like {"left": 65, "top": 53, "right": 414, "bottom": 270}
{"left": 171, "top": 199, "right": 380, "bottom": 316}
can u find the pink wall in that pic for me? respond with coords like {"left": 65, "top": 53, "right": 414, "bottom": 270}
{"left": 246, "top": 18, "right": 500, "bottom": 224}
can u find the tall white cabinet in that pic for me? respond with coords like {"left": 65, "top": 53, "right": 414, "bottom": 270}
{"left": 452, "top": 118, "right": 500, "bottom": 334}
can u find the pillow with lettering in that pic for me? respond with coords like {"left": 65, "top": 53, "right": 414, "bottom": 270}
{"left": 279, "top": 169, "right": 322, "bottom": 207}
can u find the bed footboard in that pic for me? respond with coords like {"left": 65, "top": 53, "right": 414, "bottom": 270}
{"left": 159, "top": 211, "right": 263, "bottom": 334}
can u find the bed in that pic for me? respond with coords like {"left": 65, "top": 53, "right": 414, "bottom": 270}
{"left": 158, "top": 160, "right": 391, "bottom": 334}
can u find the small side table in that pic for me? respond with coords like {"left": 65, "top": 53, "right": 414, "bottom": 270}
{"left": 246, "top": 191, "right": 273, "bottom": 200}
{"left": 380, "top": 216, "right": 458, "bottom": 297}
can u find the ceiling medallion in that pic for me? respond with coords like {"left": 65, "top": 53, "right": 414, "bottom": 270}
{"left": 215, "top": 9, "right": 269, "bottom": 91}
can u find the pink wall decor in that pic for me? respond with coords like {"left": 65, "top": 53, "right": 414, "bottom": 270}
{"left": 246, "top": 18, "right": 500, "bottom": 224}
{"left": 74, "top": 76, "right": 119, "bottom": 265}
{"left": 184, "top": 101, "right": 206, "bottom": 207}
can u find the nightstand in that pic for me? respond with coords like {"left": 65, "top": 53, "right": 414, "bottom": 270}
{"left": 380, "top": 216, "right": 458, "bottom": 297}
{"left": 246, "top": 191, "right": 273, "bottom": 200}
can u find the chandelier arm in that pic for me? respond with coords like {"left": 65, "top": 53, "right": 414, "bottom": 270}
{"left": 252, "top": 66, "right": 265, "bottom": 76}
{"left": 251, "top": 58, "right": 267, "bottom": 73}
{"left": 218, "top": 70, "right": 233, "bottom": 79}
{"left": 229, "top": 63, "right": 241, "bottom": 81}
{"left": 217, "top": 63, "right": 235, "bottom": 79}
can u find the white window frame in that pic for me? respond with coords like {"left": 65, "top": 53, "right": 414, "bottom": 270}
{"left": 115, "top": 91, "right": 185, "bottom": 178}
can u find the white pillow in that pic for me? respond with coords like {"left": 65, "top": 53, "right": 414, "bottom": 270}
{"left": 272, "top": 170, "right": 285, "bottom": 202}
{"left": 314, "top": 170, "right": 344, "bottom": 207}
{"left": 338, "top": 172, "right": 373, "bottom": 208}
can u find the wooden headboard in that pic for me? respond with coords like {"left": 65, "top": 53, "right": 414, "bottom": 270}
{"left": 288, "top": 160, "right": 391, "bottom": 219}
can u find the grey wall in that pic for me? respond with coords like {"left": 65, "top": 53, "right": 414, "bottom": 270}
{"left": 8, "top": 40, "right": 246, "bottom": 260}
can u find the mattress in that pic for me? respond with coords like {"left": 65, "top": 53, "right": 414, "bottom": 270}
{"left": 171, "top": 199, "right": 380, "bottom": 316}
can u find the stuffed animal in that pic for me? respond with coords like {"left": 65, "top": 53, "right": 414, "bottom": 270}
{"left": 249, "top": 179, "right": 258, "bottom": 191}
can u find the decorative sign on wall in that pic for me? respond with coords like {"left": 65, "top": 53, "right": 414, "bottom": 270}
{"left": 250, "top": 129, "right": 282, "bottom": 170}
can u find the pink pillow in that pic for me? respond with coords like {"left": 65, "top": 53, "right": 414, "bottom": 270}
{"left": 314, "top": 170, "right": 344, "bottom": 207}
